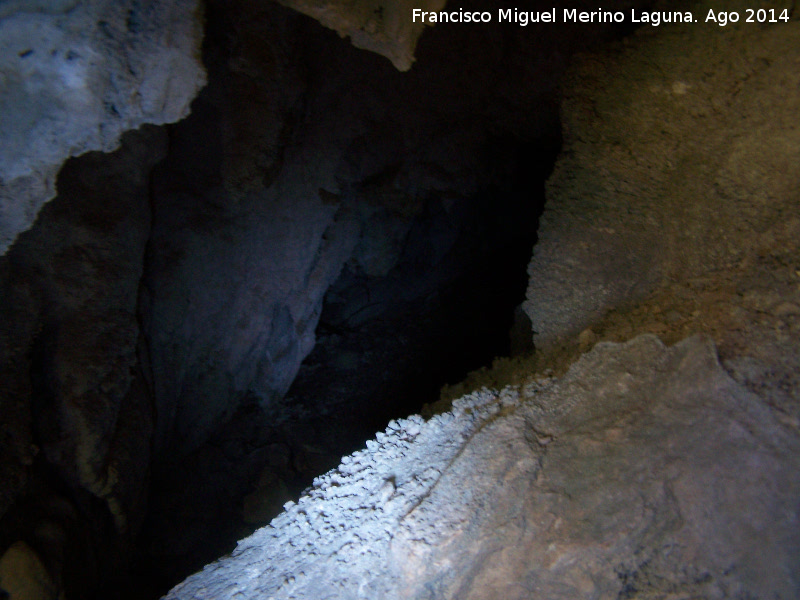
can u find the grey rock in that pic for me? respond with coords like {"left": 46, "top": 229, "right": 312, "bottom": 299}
{"left": 0, "top": 126, "right": 166, "bottom": 564}
{"left": 140, "top": 0, "right": 547, "bottom": 458}
{"left": 0, "top": 0, "right": 205, "bottom": 254}
{"left": 164, "top": 334, "right": 800, "bottom": 599}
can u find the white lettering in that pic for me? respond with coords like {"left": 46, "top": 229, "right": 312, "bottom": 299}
{"left": 564, "top": 9, "right": 624, "bottom": 23}
{"left": 706, "top": 9, "right": 738, "bottom": 26}
{"left": 497, "top": 9, "right": 555, "bottom": 25}
{"left": 632, "top": 10, "right": 695, "bottom": 26}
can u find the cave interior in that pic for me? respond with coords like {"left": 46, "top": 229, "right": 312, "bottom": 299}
{"left": 0, "top": 0, "right": 799, "bottom": 599}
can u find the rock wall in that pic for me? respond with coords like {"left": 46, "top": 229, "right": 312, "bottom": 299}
{"left": 277, "top": 0, "right": 446, "bottom": 71}
{"left": 2, "top": 1, "right": 798, "bottom": 599}
{"left": 140, "top": 0, "right": 567, "bottom": 460}
{"left": 164, "top": 9, "right": 800, "bottom": 600}
{"left": 0, "top": 0, "right": 625, "bottom": 595}
{"left": 0, "top": 127, "right": 167, "bottom": 597}
{"left": 524, "top": 8, "right": 800, "bottom": 354}
{"left": 165, "top": 334, "right": 800, "bottom": 600}
{"left": 135, "top": 1, "right": 566, "bottom": 584}
{"left": 0, "top": 0, "right": 205, "bottom": 255}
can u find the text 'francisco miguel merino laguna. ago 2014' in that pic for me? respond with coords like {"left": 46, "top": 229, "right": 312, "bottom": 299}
{"left": 411, "top": 8, "right": 792, "bottom": 27}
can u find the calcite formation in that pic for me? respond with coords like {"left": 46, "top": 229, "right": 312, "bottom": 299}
{"left": 1, "top": 1, "right": 799, "bottom": 598}
{"left": 164, "top": 335, "right": 800, "bottom": 599}
{"left": 524, "top": 17, "right": 800, "bottom": 352}
{"left": 164, "top": 12, "right": 800, "bottom": 600}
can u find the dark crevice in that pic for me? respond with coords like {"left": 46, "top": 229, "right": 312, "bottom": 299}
{"left": 131, "top": 132, "right": 561, "bottom": 600}
{"left": 0, "top": 0, "right": 641, "bottom": 598}
{"left": 285, "top": 133, "right": 560, "bottom": 446}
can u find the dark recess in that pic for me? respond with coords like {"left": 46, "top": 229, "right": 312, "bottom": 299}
{"left": 129, "top": 1, "right": 573, "bottom": 596}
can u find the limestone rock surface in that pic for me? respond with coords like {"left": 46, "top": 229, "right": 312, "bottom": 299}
{"left": 164, "top": 334, "right": 800, "bottom": 600}
{"left": 162, "top": 13, "right": 800, "bottom": 598}
{"left": 524, "top": 17, "right": 800, "bottom": 352}
{"left": 277, "top": 0, "right": 445, "bottom": 71}
{"left": 0, "top": 2, "right": 637, "bottom": 593}
{"left": 140, "top": 0, "right": 560, "bottom": 459}
{"left": 0, "top": 127, "right": 166, "bottom": 595}
{"left": 0, "top": 0, "right": 205, "bottom": 255}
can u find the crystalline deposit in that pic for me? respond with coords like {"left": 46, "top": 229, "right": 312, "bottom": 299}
{"left": 165, "top": 334, "right": 800, "bottom": 600}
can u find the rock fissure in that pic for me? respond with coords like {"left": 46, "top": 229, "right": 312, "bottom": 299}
{"left": 1, "top": 2, "right": 799, "bottom": 599}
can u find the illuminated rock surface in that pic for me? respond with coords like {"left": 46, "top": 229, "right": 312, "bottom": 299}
{"left": 1, "top": 2, "right": 799, "bottom": 599}
{"left": 165, "top": 334, "right": 800, "bottom": 600}
{"left": 524, "top": 17, "right": 800, "bottom": 353}
{"left": 165, "top": 13, "right": 800, "bottom": 600}
{"left": 0, "top": 0, "right": 205, "bottom": 254}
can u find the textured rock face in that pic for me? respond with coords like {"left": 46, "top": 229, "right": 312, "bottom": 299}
{"left": 0, "top": 126, "right": 167, "bottom": 595}
{"left": 2, "top": 2, "right": 798, "bottom": 599}
{"left": 141, "top": 0, "right": 564, "bottom": 460}
{"left": 277, "top": 0, "right": 445, "bottom": 71}
{"left": 165, "top": 334, "right": 800, "bottom": 600}
{"left": 164, "top": 12, "right": 800, "bottom": 600}
{"left": 0, "top": 0, "right": 589, "bottom": 594}
{"left": 0, "top": 0, "right": 205, "bottom": 255}
{"left": 136, "top": 2, "right": 565, "bottom": 582}
{"left": 524, "top": 16, "right": 800, "bottom": 352}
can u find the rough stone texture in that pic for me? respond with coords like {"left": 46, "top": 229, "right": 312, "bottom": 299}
{"left": 0, "top": 0, "right": 205, "bottom": 255}
{"left": 162, "top": 10, "right": 800, "bottom": 599}
{"left": 4, "top": 1, "right": 799, "bottom": 598}
{"left": 141, "top": 0, "right": 564, "bottom": 461}
{"left": 0, "top": 541, "right": 57, "bottom": 600}
{"left": 165, "top": 334, "right": 800, "bottom": 600}
{"left": 0, "top": 1, "right": 648, "bottom": 595}
{"left": 136, "top": 3, "right": 561, "bottom": 583}
{"left": 524, "top": 12, "right": 800, "bottom": 352}
{"left": 277, "top": 0, "right": 445, "bottom": 71}
{"left": 0, "top": 126, "right": 166, "bottom": 596}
